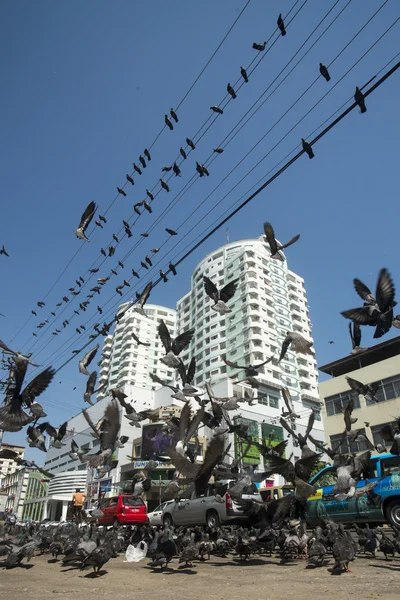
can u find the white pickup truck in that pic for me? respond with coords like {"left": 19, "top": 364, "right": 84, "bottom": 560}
{"left": 161, "top": 480, "right": 262, "bottom": 528}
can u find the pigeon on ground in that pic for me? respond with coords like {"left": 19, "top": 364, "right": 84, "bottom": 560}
{"left": 263, "top": 222, "right": 300, "bottom": 260}
{"left": 203, "top": 276, "right": 238, "bottom": 313}
{"left": 74, "top": 201, "right": 96, "bottom": 242}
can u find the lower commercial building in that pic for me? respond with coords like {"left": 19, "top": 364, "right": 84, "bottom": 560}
{"left": 38, "top": 377, "right": 325, "bottom": 514}
{"left": 21, "top": 472, "right": 49, "bottom": 521}
{"left": 0, "top": 442, "right": 25, "bottom": 479}
{"left": 319, "top": 335, "right": 400, "bottom": 453}
{"left": 0, "top": 467, "right": 35, "bottom": 518}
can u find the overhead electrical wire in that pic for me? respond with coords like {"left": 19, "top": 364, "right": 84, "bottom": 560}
{"left": 23, "top": 57, "right": 400, "bottom": 384}
{"left": 16, "top": 1, "right": 311, "bottom": 352}
{"left": 9, "top": 0, "right": 253, "bottom": 345}
{"left": 20, "top": 15, "right": 400, "bottom": 374}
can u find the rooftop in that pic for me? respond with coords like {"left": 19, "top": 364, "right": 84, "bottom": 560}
{"left": 0, "top": 442, "right": 25, "bottom": 449}
{"left": 319, "top": 335, "right": 400, "bottom": 378}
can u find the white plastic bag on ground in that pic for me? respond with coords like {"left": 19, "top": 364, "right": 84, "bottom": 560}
{"left": 124, "top": 541, "right": 148, "bottom": 562}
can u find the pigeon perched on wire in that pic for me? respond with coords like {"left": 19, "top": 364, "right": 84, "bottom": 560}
{"left": 252, "top": 41, "right": 266, "bottom": 51}
{"left": 277, "top": 14, "right": 286, "bottom": 36}
{"left": 139, "top": 155, "right": 146, "bottom": 169}
{"left": 144, "top": 148, "right": 151, "bottom": 161}
{"left": 126, "top": 174, "right": 134, "bottom": 185}
{"left": 301, "top": 138, "right": 314, "bottom": 159}
{"left": 160, "top": 179, "right": 170, "bottom": 192}
{"left": 117, "top": 187, "right": 127, "bottom": 197}
{"left": 213, "top": 148, "right": 224, "bottom": 154}
{"left": 166, "top": 228, "right": 177, "bottom": 236}
{"left": 341, "top": 268, "right": 396, "bottom": 338}
{"left": 240, "top": 66, "right": 248, "bottom": 82}
{"left": 165, "top": 115, "right": 173, "bottom": 130}
{"left": 170, "top": 108, "right": 178, "bottom": 122}
{"left": 186, "top": 138, "right": 195, "bottom": 150}
{"left": 133, "top": 163, "right": 142, "bottom": 175}
{"left": 227, "top": 83, "right": 236, "bottom": 99}
{"left": 210, "top": 105, "right": 223, "bottom": 114}
{"left": 74, "top": 201, "right": 96, "bottom": 242}
{"left": 319, "top": 63, "right": 330, "bottom": 82}
{"left": 158, "top": 320, "right": 194, "bottom": 367}
{"left": 354, "top": 86, "right": 367, "bottom": 113}
{"left": 203, "top": 276, "right": 238, "bottom": 314}
{"left": 263, "top": 222, "right": 300, "bottom": 261}
{"left": 180, "top": 147, "right": 187, "bottom": 160}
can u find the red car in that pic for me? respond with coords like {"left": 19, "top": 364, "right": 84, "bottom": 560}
{"left": 97, "top": 495, "right": 148, "bottom": 526}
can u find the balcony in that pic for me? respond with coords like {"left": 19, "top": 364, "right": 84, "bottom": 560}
{"left": 301, "top": 392, "right": 321, "bottom": 404}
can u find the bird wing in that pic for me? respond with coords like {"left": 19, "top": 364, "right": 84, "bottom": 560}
{"left": 346, "top": 376, "right": 363, "bottom": 393}
{"left": 176, "top": 359, "right": 188, "bottom": 386}
{"left": 279, "top": 336, "right": 291, "bottom": 362}
{"left": 352, "top": 450, "right": 371, "bottom": 478}
{"left": 80, "top": 345, "right": 99, "bottom": 373}
{"left": 281, "top": 387, "right": 294, "bottom": 413}
{"left": 341, "top": 307, "right": 376, "bottom": 325}
{"left": 222, "top": 357, "right": 245, "bottom": 369}
{"left": 348, "top": 322, "right": 355, "bottom": 348}
{"left": 281, "top": 234, "right": 300, "bottom": 250}
{"left": 71, "top": 439, "right": 79, "bottom": 453}
{"left": 184, "top": 408, "right": 205, "bottom": 445}
{"left": 219, "top": 279, "right": 238, "bottom": 303}
{"left": 0, "top": 339, "right": 16, "bottom": 355}
{"left": 167, "top": 447, "right": 200, "bottom": 479}
{"left": 100, "top": 399, "right": 120, "bottom": 450}
{"left": 375, "top": 268, "right": 395, "bottom": 312}
{"left": 79, "top": 201, "right": 96, "bottom": 232}
{"left": 137, "top": 282, "right": 152, "bottom": 308}
{"left": 171, "top": 328, "right": 195, "bottom": 355}
{"left": 254, "top": 355, "right": 274, "bottom": 368}
{"left": 203, "top": 276, "right": 219, "bottom": 302}
{"left": 379, "top": 424, "right": 394, "bottom": 442}
{"left": 263, "top": 222, "right": 279, "bottom": 255}
{"left": 304, "top": 410, "right": 315, "bottom": 441}
{"left": 179, "top": 403, "right": 191, "bottom": 442}
{"left": 279, "top": 418, "right": 299, "bottom": 442}
{"left": 85, "top": 371, "right": 97, "bottom": 394}
{"left": 343, "top": 396, "right": 355, "bottom": 431}
{"left": 295, "top": 454, "right": 321, "bottom": 481}
{"left": 158, "top": 320, "right": 172, "bottom": 352}
{"left": 12, "top": 359, "right": 28, "bottom": 399}
{"left": 82, "top": 409, "right": 100, "bottom": 439}
{"left": 21, "top": 367, "right": 55, "bottom": 407}
{"left": 268, "top": 455, "right": 296, "bottom": 482}
{"left": 186, "top": 357, "right": 196, "bottom": 384}
{"left": 369, "top": 381, "right": 380, "bottom": 395}
{"left": 57, "top": 421, "right": 68, "bottom": 441}
{"left": 353, "top": 278, "right": 373, "bottom": 302}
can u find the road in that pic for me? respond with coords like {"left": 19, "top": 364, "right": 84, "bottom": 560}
{"left": 1, "top": 551, "right": 399, "bottom": 600}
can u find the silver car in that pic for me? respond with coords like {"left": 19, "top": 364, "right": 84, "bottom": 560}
{"left": 147, "top": 501, "right": 174, "bottom": 526}
{"left": 162, "top": 480, "right": 261, "bottom": 528}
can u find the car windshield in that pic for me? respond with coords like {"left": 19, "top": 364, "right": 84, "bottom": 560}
{"left": 312, "top": 468, "right": 337, "bottom": 487}
{"left": 122, "top": 497, "right": 145, "bottom": 506}
{"left": 153, "top": 503, "right": 166, "bottom": 512}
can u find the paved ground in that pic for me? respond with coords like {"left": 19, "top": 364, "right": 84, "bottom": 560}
{"left": 1, "top": 552, "right": 399, "bottom": 600}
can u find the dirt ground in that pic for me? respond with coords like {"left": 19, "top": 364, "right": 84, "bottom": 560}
{"left": 1, "top": 552, "right": 399, "bottom": 600}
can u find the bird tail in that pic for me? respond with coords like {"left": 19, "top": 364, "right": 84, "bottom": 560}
{"left": 360, "top": 103, "right": 367, "bottom": 114}
{"left": 326, "top": 75, "right": 331, "bottom": 82}
{"left": 281, "top": 30, "right": 287, "bottom": 36}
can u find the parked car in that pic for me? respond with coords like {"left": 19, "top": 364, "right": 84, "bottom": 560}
{"left": 259, "top": 484, "right": 295, "bottom": 503}
{"left": 97, "top": 495, "right": 148, "bottom": 526}
{"left": 162, "top": 480, "right": 261, "bottom": 528}
{"left": 147, "top": 501, "right": 174, "bottom": 526}
{"left": 306, "top": 453, "right": 400, "bottom": 529}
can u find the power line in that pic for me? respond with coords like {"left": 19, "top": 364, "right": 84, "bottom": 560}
{"left": 9, "top": 1, "right": 253, "bottom": 346}
{"left": 17, "top": 1, "right": 310, "bottom": 352}
{"left": 24, "top": 26, "right": 400, "bottom": 375}
{"left": 46, "top": 60, "right": 400, "bottom": 377}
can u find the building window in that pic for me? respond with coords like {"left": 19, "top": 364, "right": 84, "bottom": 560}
{"left": 324, "top": 391, "right": 360, "bottom": 416}
{"left": 330, "top": 430, "right": 367, "bottom": 454}
{"left": 370, "top": 421, "right": 398, "bottom": 449}
{"left": 366, "top": 375, "right": 400, "bottom": 405}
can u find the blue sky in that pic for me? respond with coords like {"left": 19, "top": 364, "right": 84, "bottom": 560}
{"left": 1, "top": 0, "right": 399, "bottom": 460}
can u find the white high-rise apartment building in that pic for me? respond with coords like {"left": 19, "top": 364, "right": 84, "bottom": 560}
{"left": 98, "top": 303, "right": 177, "bottom": 395}
{"left": 176, "top": 236, "right": 320, "bottom": 408}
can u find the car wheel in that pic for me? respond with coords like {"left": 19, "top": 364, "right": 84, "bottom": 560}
{"left": 206, "top": 510, "right": 220, "bottom": 529}
{"left": 385, "top": 499, "right": 400, "bottom": 530}
{"left": 163, "top": 514, "right": 173, "bottom": 527}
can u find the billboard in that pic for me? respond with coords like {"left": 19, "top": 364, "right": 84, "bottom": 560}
{"left": 141, "top": 423, "right": 180, "bottom": 460}
{"left": 234, "top": 417, "right": 260, "bottom": 465}
{"left": 261, "top": 423, "right": 285, "bottom": 457}
{"left": 99, "top": 478, "right": 112, "bottom": 493}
